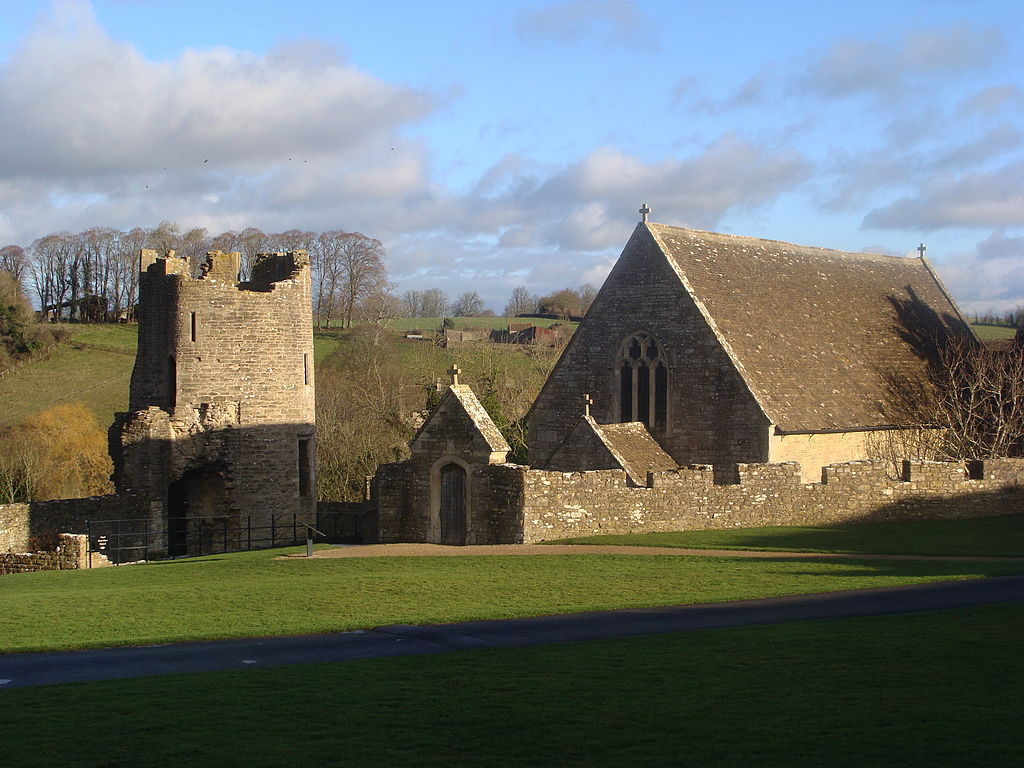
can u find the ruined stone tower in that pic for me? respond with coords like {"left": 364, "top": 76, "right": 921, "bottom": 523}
{"left": 111, "top": 249, "right": 316, "bottom": 556}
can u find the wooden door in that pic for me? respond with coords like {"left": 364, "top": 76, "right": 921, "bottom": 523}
{"left": 439, "top": 463, "right": 467, "bottom": 545}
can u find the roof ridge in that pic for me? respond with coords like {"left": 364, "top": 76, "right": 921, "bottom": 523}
{"left": 647, "top": 221, "right": 918, "bottom": 264}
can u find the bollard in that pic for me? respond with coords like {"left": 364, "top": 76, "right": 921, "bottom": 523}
{"left": 306, "top": 535, "right": 314, "bottom": 558}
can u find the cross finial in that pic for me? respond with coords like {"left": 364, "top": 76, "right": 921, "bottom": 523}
{"left": 917, "top": 243, "right": 927, "bottom": 258}
{"left": 448, "top": 364, "right": 461, "bottom": 386}
{"left": 639, "top": 203, "right": 651, "bottom": 223}
{"left": 583, "top": 393, "right": 593, "bottom": 417}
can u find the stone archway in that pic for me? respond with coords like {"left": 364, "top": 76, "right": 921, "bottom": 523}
{"left": 438, "top": 462, "right": 468, "bottom": 545}
{"left": 166, "top": 464, "right": 229, "bottom": 556}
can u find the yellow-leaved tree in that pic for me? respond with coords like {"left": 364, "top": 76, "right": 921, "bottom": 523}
{"left": 0, "top": 403, "right": 113, "bottom": 503}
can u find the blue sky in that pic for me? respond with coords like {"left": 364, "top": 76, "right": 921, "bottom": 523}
{"left": 1, "top": 0, "right": 1022, "bottom": 313}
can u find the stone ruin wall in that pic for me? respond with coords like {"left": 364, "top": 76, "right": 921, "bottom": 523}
{"left": 112, "top": 249, "right": 317, "bottom": 553}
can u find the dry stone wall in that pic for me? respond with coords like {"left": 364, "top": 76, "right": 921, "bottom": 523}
{"left": 1, "top": 533, "right": 92, "bottom": 574}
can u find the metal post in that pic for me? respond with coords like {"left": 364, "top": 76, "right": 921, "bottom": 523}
{"left": 86, "top": 520, "right": 92, "bottom": 569}
{"left": 247, "top": 515, "right": 252, "bottom": 551}
{"left": 292, "top": 514, "right": 297, "bottom": 545}
{"left": 223, "top": 517, "right": 228, "bottom": 553}
{"left": 271, "top": 516, "right": 275, "bottom": 546}
{"left": 306, "top": 534, "right": 314, "bottom": 558}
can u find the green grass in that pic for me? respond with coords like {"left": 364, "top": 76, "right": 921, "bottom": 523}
{"left": 67, "top": 322, "right": 140, "bottom": 353}
{"left": 4, "top": 545, "right": 1023, "bottom": 653}
{"left": 2, "top": 602, "right": 1021, "bottom": 767}
{"left": 971, "top": 322, "right": 1016, "bottom": 340}
{"left": 553, "top": 515, "right": 1024, "bottom": 557}
{"left": 0, "top": 342, "right": 135, "bottom": 427}
{"left": 0, "top": 325, "right": 345, "bottom": 426}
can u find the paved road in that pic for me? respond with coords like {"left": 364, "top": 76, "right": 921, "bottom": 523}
{"left": 3, "top": 574, "right": 1023, "bottom": 689}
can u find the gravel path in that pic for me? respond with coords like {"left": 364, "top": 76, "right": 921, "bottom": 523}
{"left": 285, "top": 543, "right": 1024, "bottom": 562}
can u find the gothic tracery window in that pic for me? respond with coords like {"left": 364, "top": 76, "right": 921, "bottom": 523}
{"left": 616, "top": 333, "right": 668, "bottom": 429}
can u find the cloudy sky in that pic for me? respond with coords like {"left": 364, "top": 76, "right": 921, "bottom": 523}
{"left": 1, "top": 0, "right": 1022, "bottom": 313}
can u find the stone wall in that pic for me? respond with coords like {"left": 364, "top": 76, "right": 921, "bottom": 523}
{"left": 373, "top": 456, "right": 1024, "bottom": 545}
{"left": 1, "top": 533, "right": 91, "bottom": 574}
{"left": 517, "top": 458, "right": 1024, "bottom": 542}
{"left": 111, "top": 249, "right": 317, "bottom": 556}
{"left": 1, "top": 495, "right": 144, "bottom": 552}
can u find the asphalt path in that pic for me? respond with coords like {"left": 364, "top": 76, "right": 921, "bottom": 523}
{"left": 3, "top": 574, "right": 1023, "bottom": 689}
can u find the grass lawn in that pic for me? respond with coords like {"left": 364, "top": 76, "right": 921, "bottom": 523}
{"left": 2, "top": 602, "right": 1020, "bottom": 767}
{"left": 553, "top": 515, "right": 1024, "bottom": 557}
{"left": 4, "top": 545, "right": 1024, "bottom": 653}
{"left": 971, "top": 322, "right": 1016, "bottom": 340}
{"left": 0, "top": 342, "right": 135, "bottom": 427}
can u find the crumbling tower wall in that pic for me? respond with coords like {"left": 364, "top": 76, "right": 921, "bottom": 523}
{"left": 111, "top": 249, "right": 316, "bottom": 555}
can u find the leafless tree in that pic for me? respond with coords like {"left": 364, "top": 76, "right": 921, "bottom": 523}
{"left": 452, "top": 290, "right": 485, "bottom": 317}
{"left": 0, "top": 245, "right": 28, "bottom": 285}
{"left": 503, "top": 286, "right": 538, "bottom": 317}
{"left": 420, "top": 288, "right": 450, "bottom": 318}
{"left": 875, "top": 336, "right": 1024, "bottom": 466}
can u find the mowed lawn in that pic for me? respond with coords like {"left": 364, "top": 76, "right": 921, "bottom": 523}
{"left": 554, "top": 514, "right": 1024, "bottom": 557}
{"left": 2, "top": 602, "right": 1021, "bottom": 767}
{"left": 5, "top": 540, "right": 1024, "bottom": 653}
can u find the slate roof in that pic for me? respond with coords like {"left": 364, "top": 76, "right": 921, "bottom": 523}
{"left": 646, "top": 223, "right": 972, "bottom": 432}
{"left": 591, "top": 418, "right": 677, "bottom": 484}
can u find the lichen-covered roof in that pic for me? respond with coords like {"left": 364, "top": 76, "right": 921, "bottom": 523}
{"left": 647, "top": 223, "right": 972, "bottom": 432}
{"left": 448, "top": 384, "right": 511, "bottom": 452}
{"left": 592, "top": 419, "right": 676, "bottom": 484}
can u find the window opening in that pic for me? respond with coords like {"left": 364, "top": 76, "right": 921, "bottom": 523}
{"left": 298, "top": 438, "right": 311, "bottom": 497}
{"left": 190, "top": 312, "right": 197, "bottom": 342}
{"left": 303, "top": 353, "right": 310, "bottom": 386}
{"left": 616, "top": 333, "right": 668, "bottom": 429}
{"left": 166, "top": 355, "right": 176, "bottom": 410}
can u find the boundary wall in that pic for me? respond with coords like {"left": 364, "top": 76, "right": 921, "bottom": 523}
{"left": 516, "top": 458, "right": 1024, "bottom": 542}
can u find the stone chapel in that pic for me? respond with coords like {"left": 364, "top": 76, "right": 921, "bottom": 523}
{"left": 370, "top": 209, "right": 995, "bottom": 545}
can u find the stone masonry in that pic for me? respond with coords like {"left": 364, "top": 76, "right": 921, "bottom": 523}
{"left": 110, "top": 249, "right": 316, "bottom": 556}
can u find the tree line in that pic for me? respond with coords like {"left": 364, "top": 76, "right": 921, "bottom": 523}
{"left": 0, "top": 223, "right": 394, "bottom": 330}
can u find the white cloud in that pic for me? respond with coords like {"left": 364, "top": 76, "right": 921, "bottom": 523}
{"left": 862, "top": 161, "right": 1024, "bottom": 230}
{"left": 0, "top": 1, "right": 434, "bottom": 177}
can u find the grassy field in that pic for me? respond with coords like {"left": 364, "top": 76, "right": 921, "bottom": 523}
{"left": 0, "top": 325, "right": 346, "bottom": 426}
{"left": 2, "top": 602, "right": 1020, "bottom": 767}
{"left": 381, "top": 316, "right": 577, "bottom": 332}
{"left": 971, "top": 322, "right": 1016, "bottom": 340}
{"left": 5, "top": 540, "right": 1023, "bottom": 653}
{"left": 554, "top": 515, "right": 1024, "bottom": 557}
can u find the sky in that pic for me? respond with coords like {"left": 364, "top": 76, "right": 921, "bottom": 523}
{"left": 0, "top": 0, "right": 1022, "bottom": 314}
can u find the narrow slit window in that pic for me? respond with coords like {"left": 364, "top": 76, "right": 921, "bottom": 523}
{"left": 166, "top": 355, "right": 177, "bottom": 410}
{"left": 298, "top": 438, "right": 311, "bottom": 497}
{"left": 190, "top": 312, "right": 197, "bottom": 342}
{"left": 303, "top": 353, "right": 310, "bottom": 386}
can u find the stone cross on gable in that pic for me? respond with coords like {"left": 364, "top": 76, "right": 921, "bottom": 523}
{"left": 918, "top": 243, "right": 927, "bottom": 258}
{"left": 583, "top": 393, "right": 593, "bottom": 417}
{"left": 448, "top": 364, "right": 461, "bottom": 386}
{"left": 639, "top": 203, "right": 651, "bottom": 223}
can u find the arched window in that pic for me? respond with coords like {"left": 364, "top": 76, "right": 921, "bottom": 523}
{"left": 616, "top": 333, "right": 668, "bottom": 429}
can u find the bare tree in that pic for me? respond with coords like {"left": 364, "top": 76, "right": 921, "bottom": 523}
{"left": 420, "top": 288, "right": 450, "bottom": 318}
{"left": 338, "top": 233, "right": 388, "bottom": 329}
{"left": 452, "top": 291, "right": 485, "bottom": 317}
{"left": 0, "top": 245, "right": 28, "bottom": 285}
{"left": 503, "top": 286, "right": 538, "bottom": 317}
{"left": 875, "top": 336, "right": 1024, "bottom": 466}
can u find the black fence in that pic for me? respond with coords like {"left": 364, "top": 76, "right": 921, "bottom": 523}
{"left": 85, "top": 514, "right": 314, "bottom": 565}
